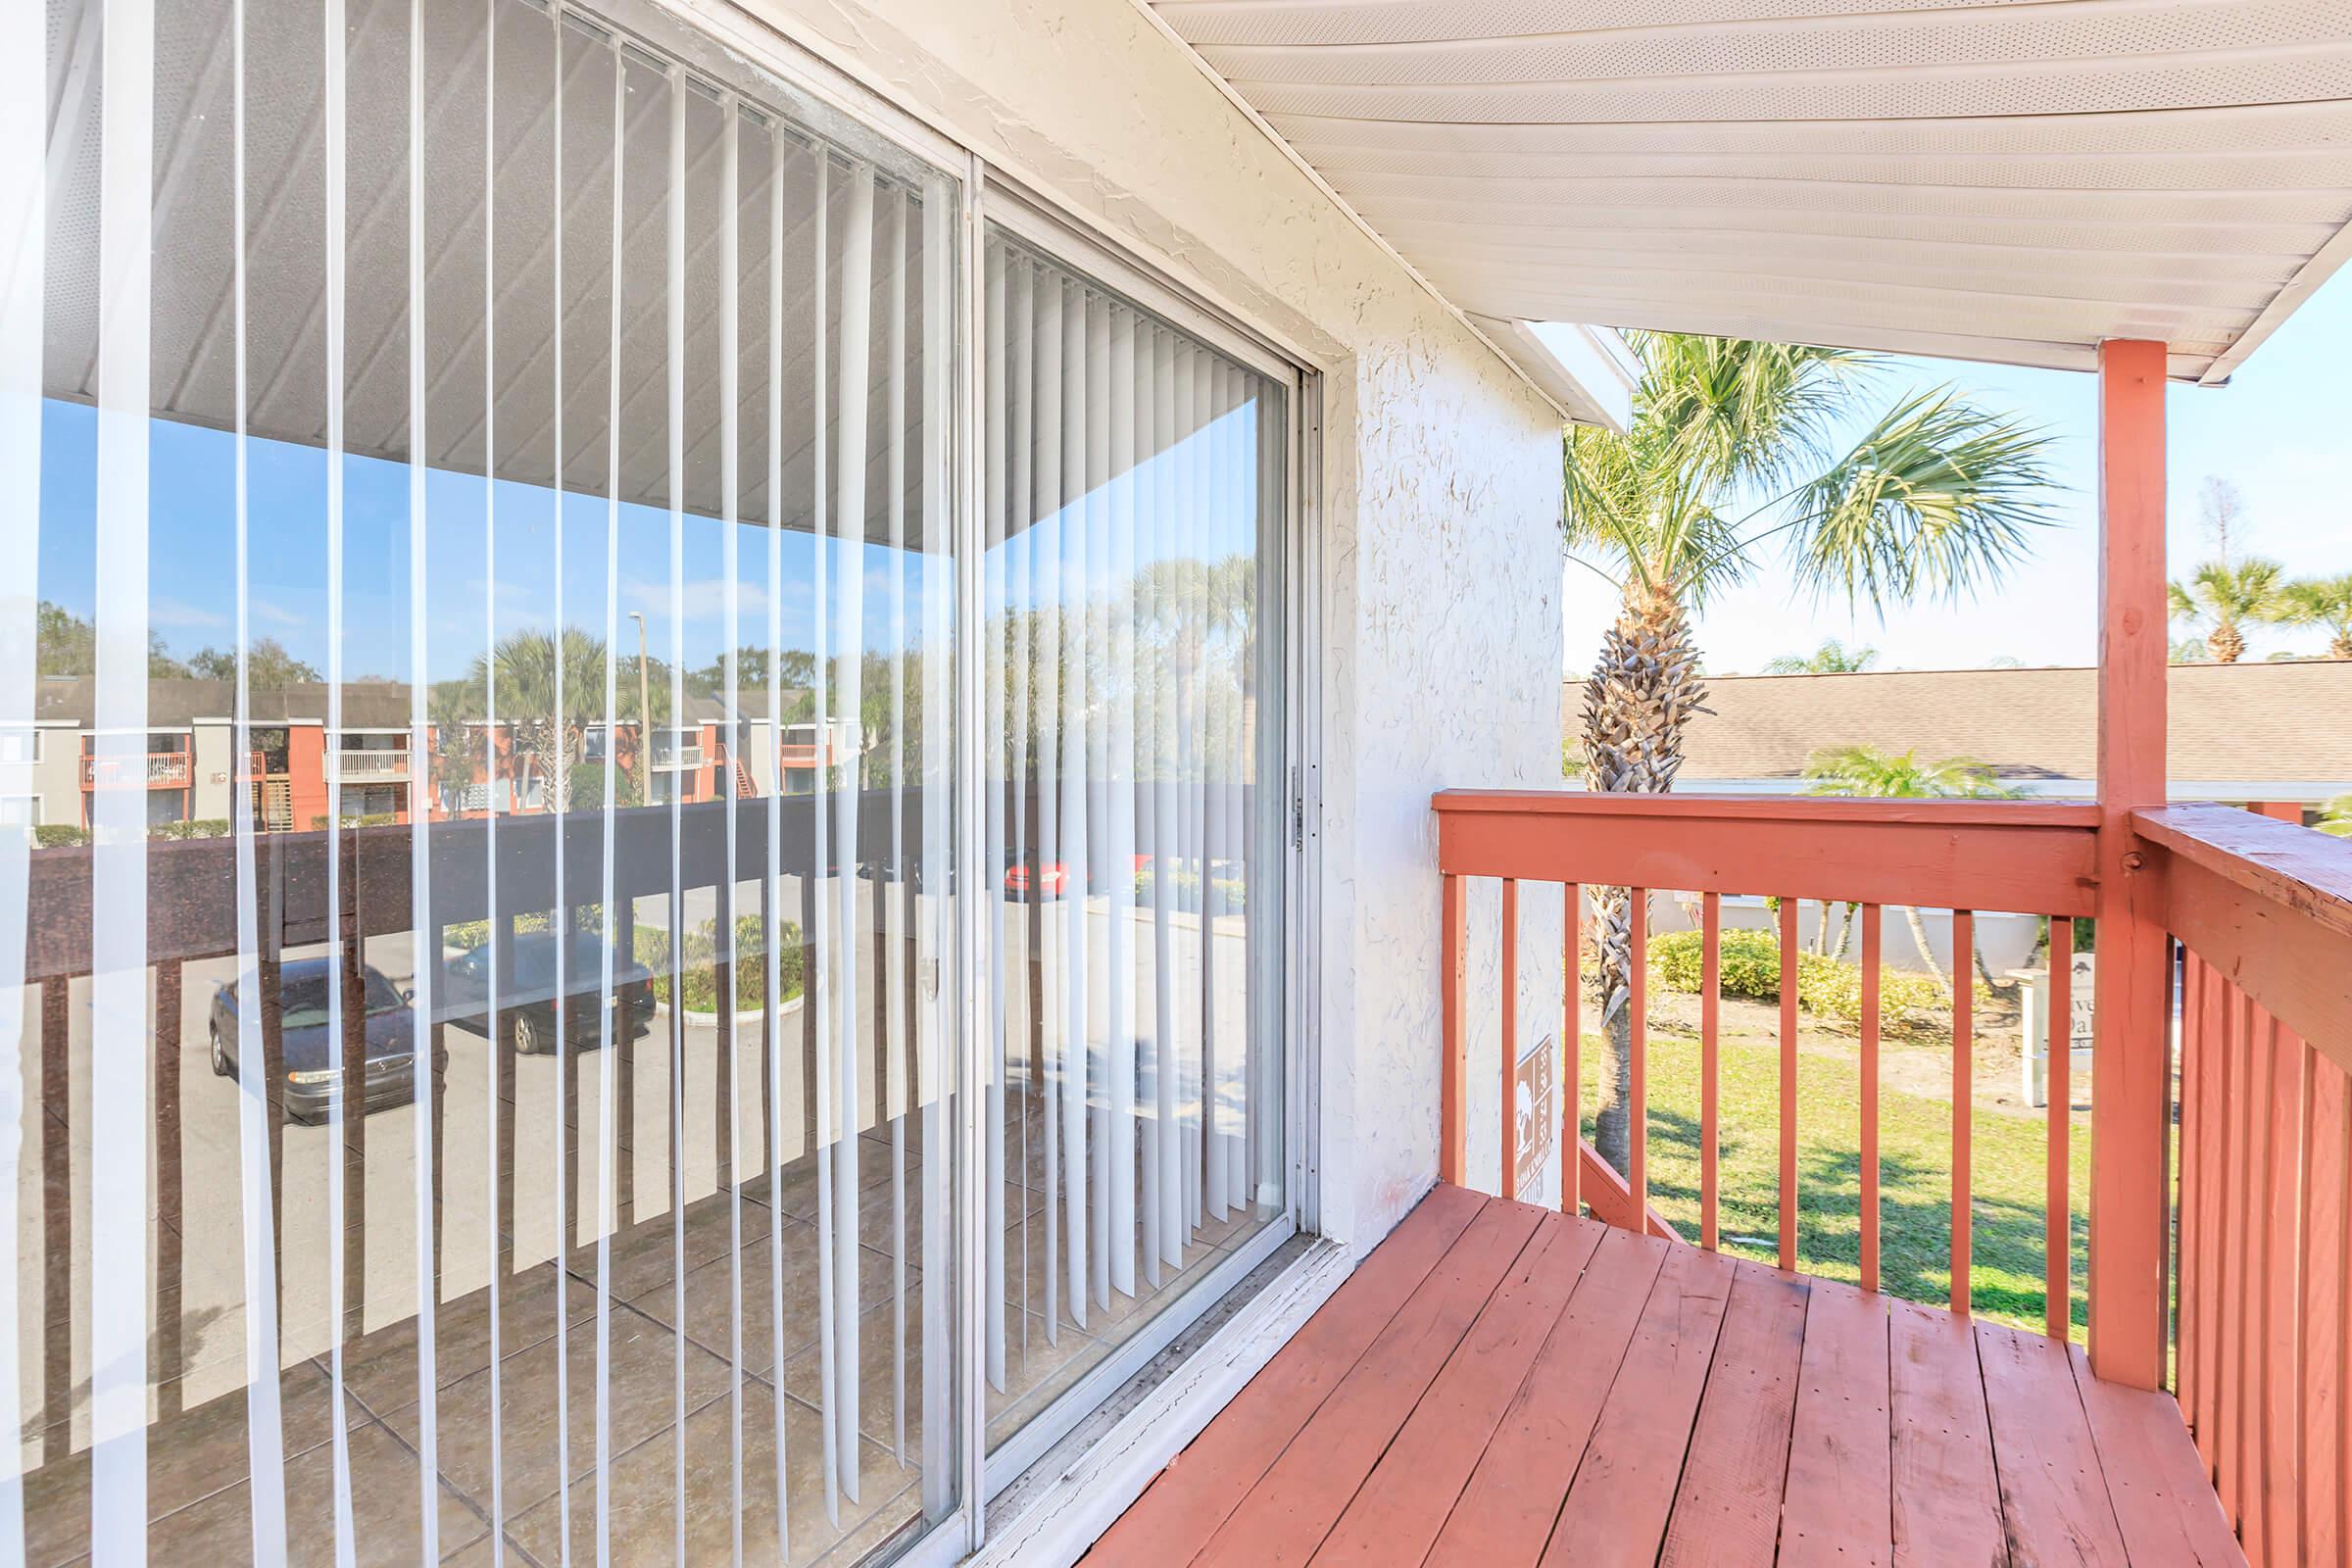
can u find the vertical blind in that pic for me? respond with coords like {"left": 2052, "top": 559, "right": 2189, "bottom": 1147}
{"left": 980, "top": 236, "right": 1287, "bottom": 1420}
{"left": 10, "top": 0, "right": 966, "bottom": 1560}
{"left": 3, "top": 0, "right": 1290, "bottom": 1562}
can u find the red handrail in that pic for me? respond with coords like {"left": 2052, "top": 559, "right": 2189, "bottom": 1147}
{"left": 2141, "top": 805, "right": 2351, "bottom": 1566}
{"left": 1435, "top": 792, "right": 2111, "bottom": 1341}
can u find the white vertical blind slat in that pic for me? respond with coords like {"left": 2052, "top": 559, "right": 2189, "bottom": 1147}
{"left": 1007, "top": 257, "right": 1038, "bottom": 1368}
{"left": 762, "top": 118, "right": 795, "bottom": 1561}
{"left": 1033, "top": 269, "right": 1064, "bottom": 1346}
{"left": 477, "top": 0, "right": 508, "bottom": 1551}
{"left": 809, "top": 147, "right": 841, "bottom": 1532}
{"left": 0, "top": 0, "right": 38, "bottom": 1544}
{"left": 404, "top": 0, "right": 441, "bottom": 1537}
{"left": 89, "top": 0, "right": 156, "bottom": 1550}
{"left": 1105, "top": 304, "right": 1137, "bottom": 1302}
{"left": 662, "top": 67, "right": 691, "bottom": 1564}
{"left": 546, "top": 10, "right": 578, "bottom": 1554}
{"left": 230, "top": 0, "right": 291, "bottom": 1554}
{"left": 917, "top": 172, "right": 955, "bottom": 1519}
{"left": 719, "top": 94, "right": 747, "bottom": 1568}
{"left": 592, "top": 37, "right": 628, "bottom": 1563}
{"left": 885, "top": 182, "right": 909, "bottom": 1473}
{"left": 981, "top": 243, "right": 1009, "bottom": 1394}
{"left": 831, "top": 161, "right": 875, "bottom": 1512}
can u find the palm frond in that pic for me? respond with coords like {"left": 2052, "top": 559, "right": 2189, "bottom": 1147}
{"left": 1781, "top": 390, "right": 2055, "bottom": 614}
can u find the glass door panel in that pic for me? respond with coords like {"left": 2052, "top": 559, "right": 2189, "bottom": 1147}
{"left": 10, "top": 0, "right": 957, "bottom": 1560}
{"left": 978, "top": 231, "right": 1290, "bottom": 1459}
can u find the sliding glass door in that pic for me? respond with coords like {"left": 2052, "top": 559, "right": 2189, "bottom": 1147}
{"left": 5, "top": 1, "right": 1297, "bottom": 1560}
{"left": 978, "top": 230, "right": 1293, "bottom": 1467}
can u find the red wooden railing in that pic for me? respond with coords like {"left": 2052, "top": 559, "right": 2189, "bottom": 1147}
{"left": 1433, "top": 790, "right": 2350, "bottom": 1566}
{"left": 1437, "top": 790, "right": 2102, "bottom": 1328}
{"left": 2139, "top": 805, "right": 2352, "bottom": 1566}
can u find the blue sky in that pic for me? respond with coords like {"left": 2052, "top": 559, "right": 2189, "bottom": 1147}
{"left": 38, "top": 396, "right": 1266, "bottom": 686}
{"left": 1559, "top": 266, "right": 2352, "bottom": 675}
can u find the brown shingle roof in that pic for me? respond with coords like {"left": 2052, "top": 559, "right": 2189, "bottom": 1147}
{"left": 1563, "top": 661, "right": 2352, "bottom": 787}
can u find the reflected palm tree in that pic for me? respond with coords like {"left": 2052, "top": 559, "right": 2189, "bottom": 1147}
{"left": 466, "top": 627, "right": 611, "bottom": 813}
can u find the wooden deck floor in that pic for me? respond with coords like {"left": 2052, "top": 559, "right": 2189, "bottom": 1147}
{"left": 1091, "top": 1184, "right": 2242, "bottom": 1567}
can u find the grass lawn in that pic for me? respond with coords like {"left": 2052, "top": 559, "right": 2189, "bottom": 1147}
{"left": 1578, "top": 1017, "right": 2092, "bottom": 1341}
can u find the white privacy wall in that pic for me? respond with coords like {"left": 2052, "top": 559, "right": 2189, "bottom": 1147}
{"left": 727, "top": 0, "right": 1569, "bottom": 1249}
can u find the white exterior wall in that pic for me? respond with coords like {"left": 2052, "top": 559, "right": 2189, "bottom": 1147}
{"left": 726, "top": 0, "right": 1570, "bottom": 1250}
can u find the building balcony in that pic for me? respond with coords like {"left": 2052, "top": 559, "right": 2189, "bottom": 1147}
{"left": 326, "top": 748, "right": 411, "bottom": 781}
{"left": 1099, "top": 791, "right": 2347, "bottom": 1566}
{"left": 80, "top": 751, "right": 191, "bottom": 789}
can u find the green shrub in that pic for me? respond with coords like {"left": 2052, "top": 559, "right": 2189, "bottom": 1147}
{"left": 31, "top": 824, "right": 89, "bottom": 849}
{"left": 149, "top": 817, "right": 230, "bottom": 841}
{"left": 1134, "top": 868, "right": 1250, "bottom": 915}
{"left": 640, "top": 913, "right": 806, "bottom": 1011}
{"left": 1648, "top": 927, "right": 1951, "bottom": 1027}
{"left": 310, "top": 811, "right": 399, "bottom": 830}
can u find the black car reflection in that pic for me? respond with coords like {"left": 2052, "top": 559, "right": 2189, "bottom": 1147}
{"left": 439, "top": 928, "right": 656, "bottom": 1054}
{"left": 208, "top": 958, "right": 432, "bottom": 1123}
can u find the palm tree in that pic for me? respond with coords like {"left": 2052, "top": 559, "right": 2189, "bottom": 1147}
{"left": 468, "top": 627, "right": 612, "bottom": 813}
{"left": 2167, "top": 558, "right": 2287, "bottom": 664}
{"left": 1565, "top": 333, "right": 2055, "bottom": 1167}
{"left": 2279, "top": 573, "right": 2352, "bottom": 660}
{"left": 1764, "top": 638, "right": 1879, "bottom": 674}
{"left": 2320, "top": 795, "right": 2352, "bottom": 839}
{"left": 1801, "top": 745, "right": 2016, "bottom": 986}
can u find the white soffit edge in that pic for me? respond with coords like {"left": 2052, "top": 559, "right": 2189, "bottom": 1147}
{"left": 1145, "top": 0, "right": 2352, "bottom": 384}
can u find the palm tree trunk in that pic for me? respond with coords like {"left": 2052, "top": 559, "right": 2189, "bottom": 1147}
{"left": 1902, "top": 904, "right": 1946, "bottom": 986}
{"left": 1580, "top": 577, "right": 1706, "bottom": 1174}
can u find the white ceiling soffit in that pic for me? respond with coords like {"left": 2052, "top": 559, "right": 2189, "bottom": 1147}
{"left": 1146, "top": 0, "right": 2352, "bottom": 384}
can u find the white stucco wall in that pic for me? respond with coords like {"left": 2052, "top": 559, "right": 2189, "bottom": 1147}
{"left": 717, "top": 0, "right": 1568, "bottom": 1249}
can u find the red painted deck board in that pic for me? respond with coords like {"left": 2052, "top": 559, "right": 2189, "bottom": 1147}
{"left": 1310, "top": 1214, "right": 1603, "bottom": 1565}
{"left": 1540, "top": 1243, "right": 1735, "bottom": 1568}
{"left": 1091, "top": 1184, "right": 2242, "bottom": 1568}
{"left": 1657, "top": 1261, "right": 1807, "bottom": 1568}
{"left": 1088, "top": 1182, "right": 1485, "bottom": 1563}
{"left": 1423, "top": 1224, "right": 1667, "bottom": 1568}
{"left": 1192, "top": 1197, "right": 1545, "bottom": 1567}
{"left": 1888, "top": 1298, "right": 2004, "bottom": 1568}
{"left": 1783, "top": 1278, "right": 1894, "bottom": 1568}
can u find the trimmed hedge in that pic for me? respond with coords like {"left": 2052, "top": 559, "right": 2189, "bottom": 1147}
{"left": 1648, "top": 927, "right": 1951, "bottom": 1027}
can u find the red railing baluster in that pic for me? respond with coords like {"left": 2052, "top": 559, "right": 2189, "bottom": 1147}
{"left": 1563, "top": 883, "right": 1580, "bottom": 1219}
{"left": 2197, "top": 953, "right": 2229, "bottom": 1469}
{"left": 1629, "top": 887, "right": 1647, "bottom": 1230}
{"left": 1950, "top": 909, "right": 1973, "bottom": 1317}
{"left": 1778, "top": 895, "right": 1799, "bottom": 1274}
{"left": 1500, "top": 877, "right": 1519, "bottom": 1201}
{"left": 1861, "top": 903, "right": 1882, "bottom": 1295}
{"left": 1700, "top": 891, "right": 1720, "bottom": 1252}
{"left": 2046, "top": 917, "right": 2073, "bottom": 1341}
{"left": 1441, "top": 871, "right": 1465, "bottom": 1188}
{"left": 2175, "top": 949, "right": 2200, "bottom": 1428}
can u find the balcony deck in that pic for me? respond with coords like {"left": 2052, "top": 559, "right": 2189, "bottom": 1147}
{"left": 1093, "top": 1183, "right": 2240, "bottom": 1567}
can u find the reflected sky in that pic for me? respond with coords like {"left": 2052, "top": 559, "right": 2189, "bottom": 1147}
{"left": 36, "top": 395, "right": 1264, "bottom": 683}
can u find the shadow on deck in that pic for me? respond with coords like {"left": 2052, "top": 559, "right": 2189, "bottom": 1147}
{"left": 1092, "top": 1183, "right": 2240, "bottom": 1566}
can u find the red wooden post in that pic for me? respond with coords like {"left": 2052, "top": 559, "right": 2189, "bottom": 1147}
{"left": 2048, "top": 918, "right": 2075, "bottom": 1342}
{"left": 1441, "top": 872, "right": 1466, "bottom": 1187}
{"left": 1699, "top": 891, "right": 1720, "bottom": 1251}
{"left": 1628, "top": 889, "right": 1648, "bottom": 1227}
{"left": 2091, "top": 337, "right": 2172, "bottom": 1390}
{"left": 1860, "top": 904, "right": 1882, "bottom": 1294}
{"left": 1500, "top": 878, "right": 1519, "bottom": 1200}
{"left": 1563, "top": 883, "right": 1581, "bottom": 1217}
{"left": 1951, "top": 909, "right": 1974, "bottom": 1316}
{"left": 1777, "top": 896, "right": 1799, "bottom": 1273}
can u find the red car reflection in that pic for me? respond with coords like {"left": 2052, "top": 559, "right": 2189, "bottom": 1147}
{"left": 1003, "top": 856, "right": 1069, "bottom": 900}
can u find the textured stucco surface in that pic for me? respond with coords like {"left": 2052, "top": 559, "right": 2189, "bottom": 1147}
{"left": 726, "top": 0, "right": 1568, "bottom": 1248}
